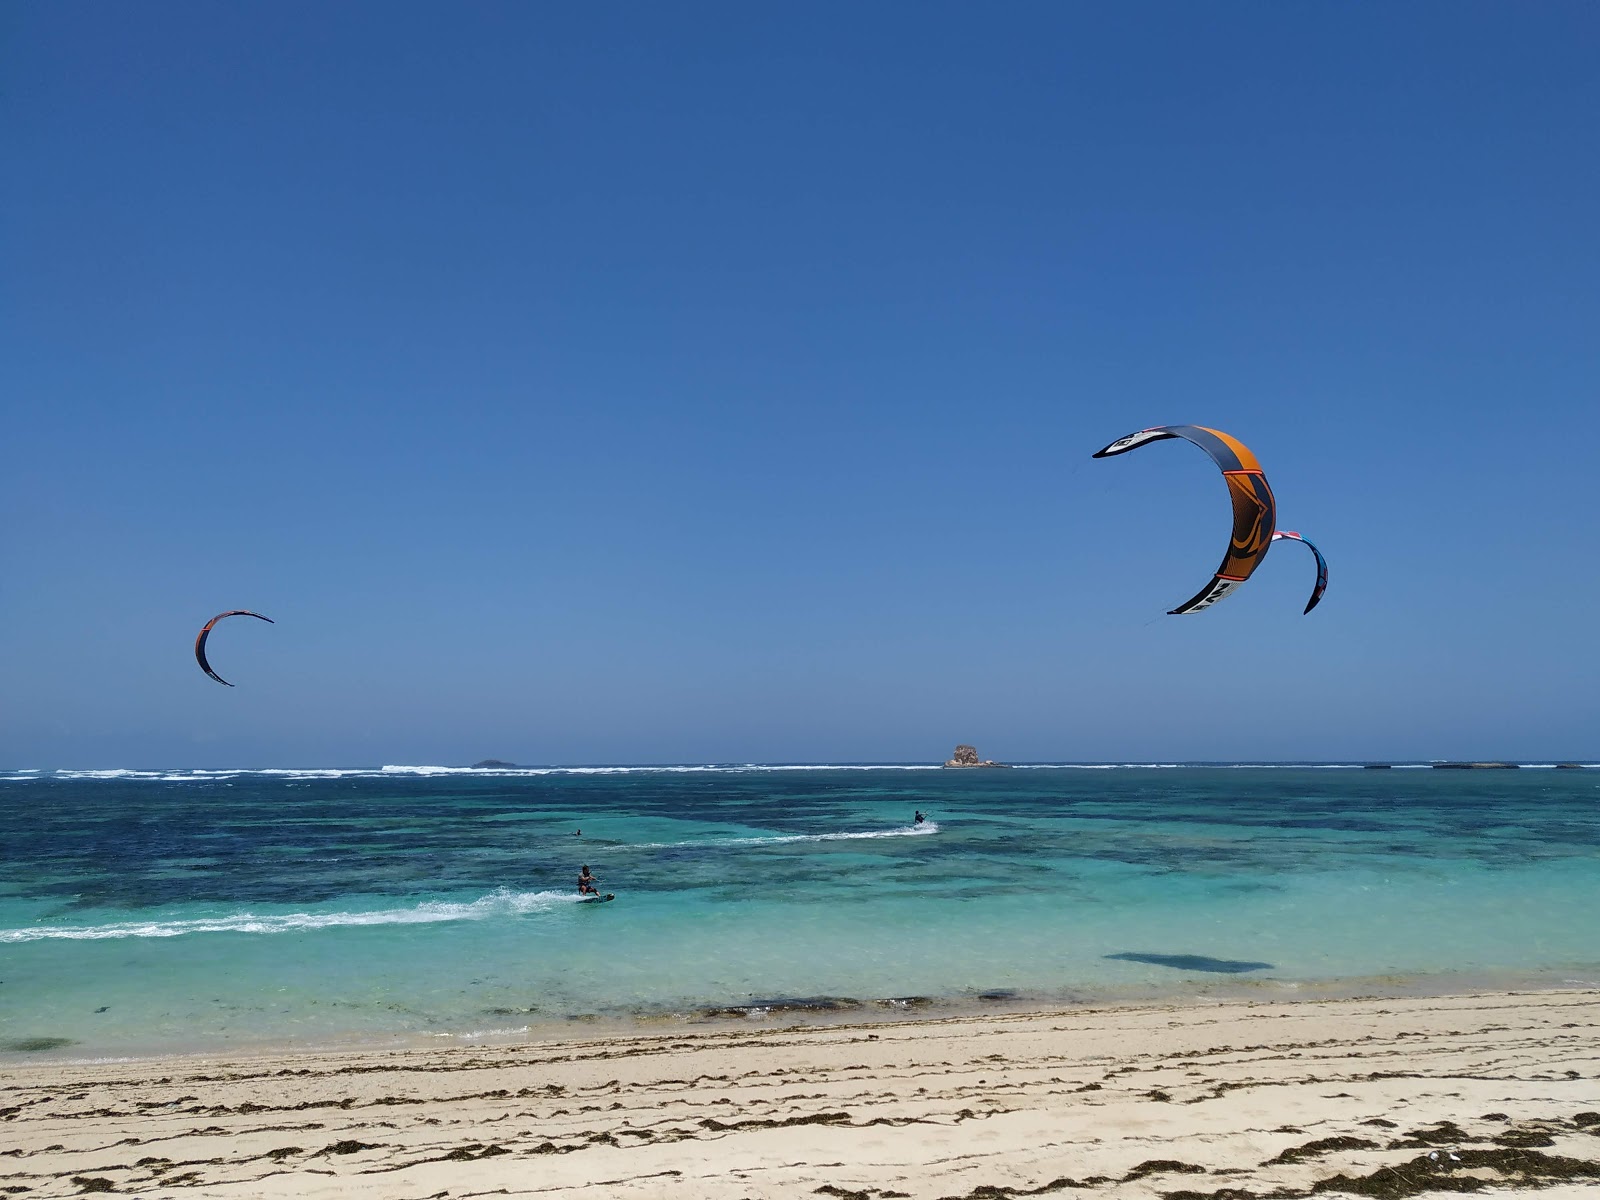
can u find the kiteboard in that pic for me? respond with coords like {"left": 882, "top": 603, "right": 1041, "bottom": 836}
{"left": 579, "top": 893, "right": 615, "bottom": 904}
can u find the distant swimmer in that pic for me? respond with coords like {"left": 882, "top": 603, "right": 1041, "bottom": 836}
{"left": 574, "top": 829, "right": 581, "bottom": 837}
{"left": 914, "top": 810, "right": 926, "bottom": 825}
{"left": 577, "top": 864, "right": 600, "bottom": 896}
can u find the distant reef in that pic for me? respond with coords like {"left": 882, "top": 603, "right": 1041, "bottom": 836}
{"left": 1431, "top": 761, "right": 1521, "bottom": 770}
{"left": 471, "top": 759, "right": 519, "bottom": 769}
{"left": 943, "top": 744, "right": 1009, "bottom": 769}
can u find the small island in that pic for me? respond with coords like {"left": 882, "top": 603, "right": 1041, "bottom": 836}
{"left": 943, "top": 744, "right": 1009, "bottom": 769}
{"left": 471, "top": 759, "right": 519, "bottom": 769}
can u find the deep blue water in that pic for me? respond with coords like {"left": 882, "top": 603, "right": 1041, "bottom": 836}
{"left": 2, "top": 764, "right": 1598, "bottom": 1059}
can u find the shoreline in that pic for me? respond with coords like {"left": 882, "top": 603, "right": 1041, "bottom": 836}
{"left": 4, "top": 988, "right": 1598, "bottom": 1198}
{"left": 9, "top": 964, "right": 1600, "bottom": 1068}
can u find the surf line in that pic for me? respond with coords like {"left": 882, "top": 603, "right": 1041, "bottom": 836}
{"left": 622, "top": 824, "right": 938, "bottom": 852}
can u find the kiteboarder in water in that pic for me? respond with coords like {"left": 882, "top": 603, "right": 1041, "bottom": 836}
{"left": 914, "top": 810, "right": 926, "bottom": 825}
{"left": 577, "top": 865, "right": 600, "bottom": 896}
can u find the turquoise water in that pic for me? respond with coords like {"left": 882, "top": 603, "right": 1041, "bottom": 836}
{"left": 2, "top": 764, "right": 1598, "bottom": 1060}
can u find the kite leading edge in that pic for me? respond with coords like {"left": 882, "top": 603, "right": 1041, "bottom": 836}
{"left": 1092, "top": 425, "right": 1278, "bottom": 614}
{"left": 1270, "top": 530, "right": 1329, "bottom": 615}
{"left": 194, "top": 610, "right": 275, "bottom": 687}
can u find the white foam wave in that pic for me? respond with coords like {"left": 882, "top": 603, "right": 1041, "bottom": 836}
{"left": 379, "top": 763, "right": 946, "bottom": 776}
{"left": 0, "top": 889, "right": 575, "bottom": 944}
{"left": 16, "top": 762, "right": 1596, "bottom": 784}
{"left": 1013, "top": 763, "right": 1185, "bottom": 769}
{"left": 630, "top": 823, "right": 938, "bottom": 851}
{"left": 53, "top": 769, "right": 170, "bottom": 780}
{"left": 433, "top": 1025, "right": 536, "bottom": 1041}
{"left": 13, "top": 764, "right": 955, "bottom": 783}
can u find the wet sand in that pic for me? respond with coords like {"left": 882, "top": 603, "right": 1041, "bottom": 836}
{"left": 3, "top": 989, "right": 1598, "bottom": 1198}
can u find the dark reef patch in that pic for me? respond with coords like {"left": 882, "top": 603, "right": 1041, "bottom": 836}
{"left": 697, "top": 996, "right": 863, "bottom": 1019}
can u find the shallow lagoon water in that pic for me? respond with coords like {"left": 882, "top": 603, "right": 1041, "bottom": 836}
{"left": 2, "top": 764, "right": 1597, "bottom": 1059}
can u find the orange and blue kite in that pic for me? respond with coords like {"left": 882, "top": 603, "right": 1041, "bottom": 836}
{"left": 1092, "top": 425, "right": 1277, "bottom": 615}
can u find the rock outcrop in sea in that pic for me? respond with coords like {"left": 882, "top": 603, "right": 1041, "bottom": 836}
{"left": 471, "top": 759, "right": 519, "bottom": 769}
{"left": 943, "top": 744, "right": 1008, "bottom": 768}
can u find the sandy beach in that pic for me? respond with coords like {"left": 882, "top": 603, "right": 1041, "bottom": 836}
{"left": 3, "top": 989, "right": 1598, "bottom": 1199}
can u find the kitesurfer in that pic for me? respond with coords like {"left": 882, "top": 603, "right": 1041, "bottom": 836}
{"left": 577, "top": 865, "right": 600, "bottom": 896}
{"left": 914, "top": 810, "right": 926, "bottom": 825}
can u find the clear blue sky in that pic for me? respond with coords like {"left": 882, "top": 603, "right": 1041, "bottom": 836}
{"left": 4, "top": 2, "right": 1597, "bottom": 767}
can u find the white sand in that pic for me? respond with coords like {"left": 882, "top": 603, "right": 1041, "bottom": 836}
{"left": 3, "top": 989, "right": 1598, "bottom": 1198}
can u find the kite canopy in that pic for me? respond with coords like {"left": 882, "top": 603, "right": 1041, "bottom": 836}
{"left": 1271, "top": 531, "right": 1329, "bottom": 615}
{"left": 194, "top": 610, "right": 274, "bottom": 687}
{"left": 1092, "top": 425, "right": 1277, "bottom": 614}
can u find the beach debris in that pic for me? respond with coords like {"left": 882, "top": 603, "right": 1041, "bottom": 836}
{"left": 1271, "top": 530, "right": 1330, "bottom": 614}
{"left": 1311, "top": 1146, "right": 1600, "bottom": 1197}
{"left": 1123, "top": 1157, "right": 1204, "bottom": 1177}
{"left": 317, "top": 1139, "right": 380, "bottom": 1156}
{"left": 194, "top": 610, "right": 274, "bottom": 687}
{"left": 1093, "top": 424, "right": 1278, "bottom": 614}
{"left": 1269, "top": 1136, "right": 1383, "bottom": 1165}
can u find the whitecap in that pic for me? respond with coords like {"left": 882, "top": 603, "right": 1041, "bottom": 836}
{"left": 1013, "top": 763, "right": 1186, "bottom": 769}
{"left": 628, "top": 823, "right": 937, "bottom": 851}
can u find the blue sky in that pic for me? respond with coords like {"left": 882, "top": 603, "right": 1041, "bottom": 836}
{"left": 4, "top": 1, "right": 1597, "bottom": 767}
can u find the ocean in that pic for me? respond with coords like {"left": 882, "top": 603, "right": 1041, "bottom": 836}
{"left": 3, "top": 764, "right": 1597, "bottom": 1062}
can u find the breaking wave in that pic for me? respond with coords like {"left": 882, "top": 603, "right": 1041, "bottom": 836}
{"left": 628, "top": 823, "right": 939, "bottom": 850}
{"left": 9, "top": 763, "right": 1592, "bottom": 784}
